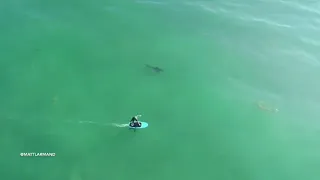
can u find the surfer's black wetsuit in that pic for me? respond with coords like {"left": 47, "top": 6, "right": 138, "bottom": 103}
{"left": 130, "top": 117, "right": 141, "bottom": 127}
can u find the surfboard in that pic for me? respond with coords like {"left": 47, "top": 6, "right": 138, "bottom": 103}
{"left": 129, "top": 122, "right": 148, "bottom": 129}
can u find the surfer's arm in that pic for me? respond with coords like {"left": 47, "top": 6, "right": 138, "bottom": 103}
{"left": 134, "top": 115, "right": 142, "bottom": 120}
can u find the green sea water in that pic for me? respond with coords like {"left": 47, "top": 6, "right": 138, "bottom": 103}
{"left": 1, "top": 0, "right": 320, "bottom": 180}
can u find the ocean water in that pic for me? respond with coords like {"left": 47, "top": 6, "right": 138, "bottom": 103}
{"left": 1, "top": 0, "right": 320, "bottom": 180}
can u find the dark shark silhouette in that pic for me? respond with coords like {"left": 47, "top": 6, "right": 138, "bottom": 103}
{"left": 145, "top": 64, "right": 163, "bottom": 73}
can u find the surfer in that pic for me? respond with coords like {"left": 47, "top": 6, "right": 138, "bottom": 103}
{"left": 145, "top": 64, "right": 163, "bottom": 73}
{"left": 129, "top": 115, "right": 142, "bottom": 127}
{"left": 257, "top": 101, "right": 279, "bottom": 113}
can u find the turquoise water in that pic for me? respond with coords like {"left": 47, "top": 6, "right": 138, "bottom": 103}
{"left": 1, "top": 0, "right": 320, "bottom": 180}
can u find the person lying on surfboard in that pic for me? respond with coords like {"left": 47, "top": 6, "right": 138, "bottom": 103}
{"left": 257, "top": 101, "right": 279, "bottom": 113}
{"left": 129, "top": 115, "right": 142, "bottom": 127}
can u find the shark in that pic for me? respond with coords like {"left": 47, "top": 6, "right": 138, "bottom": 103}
{"left": 145, "top": 64, "right": 164, "bottom": 73}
